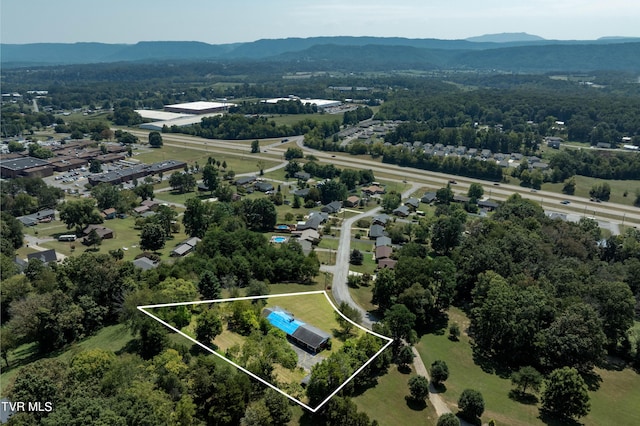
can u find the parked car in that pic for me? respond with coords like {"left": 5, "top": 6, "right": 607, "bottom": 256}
{"left": 560, "top": 200, "right": 570, "bottom": 205}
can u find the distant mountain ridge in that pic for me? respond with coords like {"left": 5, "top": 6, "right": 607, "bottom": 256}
{"left": 465, "top": 32, "right": 546, "bottom": 43}
{"left": 2, "top": 36, "right": 640, "bottom": 72}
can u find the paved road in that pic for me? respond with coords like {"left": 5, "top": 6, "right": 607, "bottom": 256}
{"left": 330, "top": 182, "right": 421, "bottom": 329}
{"left": 121, "top": 129, "right": 639, "bottom": 228}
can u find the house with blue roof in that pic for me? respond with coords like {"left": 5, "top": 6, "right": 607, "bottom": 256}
{"left": 263, "top": 307, "right": 331, "bottom": 353}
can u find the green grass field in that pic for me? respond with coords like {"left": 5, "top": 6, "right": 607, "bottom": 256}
{"left": 23, "top": 214, "right": 191, "bottom": 263}
{"left": 543, "top": 175, "right": 640, "bottom": 206}
{"left": 1, "top": 324, "right": 134, "bottom": 396}
{"left": 269, "top": 113, "right": 344, "bottom": 127}
{"left": 416, "top": 307, "right": 640, "bottom": 426}
{"left": 353, "top": 363, "right": 439, "bottom": 426}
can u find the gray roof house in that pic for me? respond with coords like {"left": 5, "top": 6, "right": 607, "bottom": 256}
{"left": 372, "top": 214, "right": 391, "bottom": 226}
{"left": 369, "top": 224, "right": 386, "bottom": 239}
{"left": 17, "top": 209, "right": 56, "bottom": 226}
{"left": 171, "top": 237, "right": 201, "bottom": 257}
{"left": 294, "top": 171, "right": 311, "bottom": 180}
{"left": 235, "top": 176, "right": 257, "bottom": 186}
{"left": 27, "top": 249, "right": 58, "bottom": 264}
{"left": 392, "top": 205, "right": 410, "bottom": 217}
{"left": 132, "top": 256, "right": 159, "bottom": 270}
{"left": 375, "top": 236, "right": 392, "bottom": 247}
{"left": 255, "top": 181, "right": 274, "bottom": 192}
{"left": 421, "top": 192, "right": 437, "bottom": 204}
{"left": 296, "top": 212, "right": 328, "bottom": 231}
{"left": 405, "top": 198, "right": 420, "bottom": 209}
{"left": 321, "top": 201, "right": 342, "bottom": 214}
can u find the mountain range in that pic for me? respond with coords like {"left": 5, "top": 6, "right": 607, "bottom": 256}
{"left": 2, "top": 34, "right": 640, "bottom": 72}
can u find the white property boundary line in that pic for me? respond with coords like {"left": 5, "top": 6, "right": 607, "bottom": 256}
{"left": 138, "top": 290, "right": 393, "bottom": 412}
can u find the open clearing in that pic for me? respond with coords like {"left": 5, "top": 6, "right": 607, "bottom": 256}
{"left": 416, "top": 307, "right": 640, "bottom": 426}
{"left": 139, "top": 291, "right": 392, "bottom": 412}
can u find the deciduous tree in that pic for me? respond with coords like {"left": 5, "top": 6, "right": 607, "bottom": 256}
{"left": 140, "top": 222, "right": 166, "bottom": 252}
{"left": 148, "top": 131, "right": 163, "bottom": 147}
{"left": 408, "top": 375, "right": 429, "bottom": 402}
{"left": 458, "top": 389, "right": 484, "bottom": 422}
{"left": 430, "top": 360, "right": 449, "bottom": 386}
{"left": 541, "top": 367, "right": 590, "bottom": 420}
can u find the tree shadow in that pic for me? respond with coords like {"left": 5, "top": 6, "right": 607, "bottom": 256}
{"left": 470, "top": 344, "right": 512, "bottom": 379}
{"left": 404, "top": 396, "right": 427, "bottom": 411}
{"left": 456, "top": 412, "right": 482, "bottom": 426}
{"left": 581, "top": 370, "right": 602, "bottom": 392}
{"left": 116, "top": 338, "right": 142, "bottom": 356}
{"left": 538, "top": 410, "right": 583, "bottom": 426}
{"left": 332, "top": 328, "right": 356, "bottom": 342}
{"left": 421, "top": 312, "right": 449, "bottom": 336}
{"left": 600, "top": 355, "right": 626, "bottom": 372}
{"left": 508, "top": 389, "right": 539, "bottom": 405}
{"left": 396, "top": 364, "right": 412, "bottom": 374}
{"left": 430, "top": 382, "right": 447, "bottom": 394}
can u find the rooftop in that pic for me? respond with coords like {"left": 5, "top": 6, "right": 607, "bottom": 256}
{"left": 0, "top": 156, "right": 50, "bottom": 171}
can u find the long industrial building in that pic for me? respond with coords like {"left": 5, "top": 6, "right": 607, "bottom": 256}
{"left": 88, "top": 160, "right": 186, "bottom": 186}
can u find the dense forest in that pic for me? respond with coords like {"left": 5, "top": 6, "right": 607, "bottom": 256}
{"left": 371, "top": 194, "right": 640, "bottom": 371}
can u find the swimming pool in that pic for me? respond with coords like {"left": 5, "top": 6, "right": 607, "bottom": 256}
{"left": 275, "top": 225, "right": 289, "bottom": 231}
{"left": 271, "top": 236, "right": 288, "bottom": 243}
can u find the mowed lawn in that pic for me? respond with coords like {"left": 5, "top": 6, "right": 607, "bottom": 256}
{"left": 353, "top": 364, "right": 439, "bottom": 426}
{"left": 416, "top": 307, "right": 640, "bottom": 426}
{"left": 542, "top": 175, "right": 640, "bottom": 206}
{"left": 264, "top": 292, "right": 370, "bottom": 355}
{"left": 31, "top": 214, "right": 191, "bottom": 262}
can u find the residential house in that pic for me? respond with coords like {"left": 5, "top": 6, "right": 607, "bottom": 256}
{"left": 362, "top": 185, "right": 385, "bottom": 195}
{"left": 377, "top": 258, "right": 397, "bottom": 269}
{"left": 296, "top": 212, "right": 328, "bottom": 231}
{"left": 132, "top": 256, "right": 159, "bottom": 271}
{"left": 405, "top": 198, "right": 420, "bottom": 210}
{"left": 344, "top": 196, "right": 360, "bottom": 208}
{"left": 255, "top": 182, "right": 274, "bottom": 192}
{"left": 292, "top": 188, "right": 310, "bottom": 198}
{"left": 531, "top": 162, "right": 549, "bottom": 170}
{"left": 372, "top": 214, "right": 391, "bottom": 226}
{"left": 321, "top": 201, "right": 342, "bottom": 214}
{"left": 294, "top": 171, "right": 311, "bottom": 181}
{"left": 375, "top": 236, "right": 392, "bottom": 247}
{"left": 421, "top": 192, "right": 437, "bottom": 204}
{"left": 453, "top": 195, "right": 471, "bottom": 204}
{"left": 235, "top": 176, "right": 256, "bottom": 186}
{"left": 102, "top": 208, "right": 117, "bottom": 220}
{"left": 16, "top": 209, "right": 56, "bottom": 227}
{"left": 82, "top": 224, "right": 114, "bottom": 239}
{"left": 171, "top": 237, "right": 201, "bottom": 257}
{"left": 295, "top": 229, "right": 320, "bottom": 243}
{"left": 263, "top": 307, "right": 331, "bottom": 353}
{"left": 375, "top": 245, "right": 393, "bottom": 260}
{"left": 478, "top": 199, "right": 499, "bottom": 211}
{"left": 26, "top": 249, "right": 58, "bottom": 264}
{"left": 392, "top": 205, "right": 410, "bottom": 217}
{"left": 369, "top": 224, "right": 386, "bottom": 239}
{"left": 141, "top": 199, "right": 161, "bottom": 210}
{"left": 133, "top": 205, "right": 150, "bottom": 215}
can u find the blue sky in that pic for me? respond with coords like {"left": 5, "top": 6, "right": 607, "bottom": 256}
{"left": 1, "top": 0, "right": 638, "bottom": 44}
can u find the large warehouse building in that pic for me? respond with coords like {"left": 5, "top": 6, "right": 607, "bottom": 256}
{"left": 164, "top": 101, "right": 232, "bottom": 115}
{"left": 263, "top": 97, "right": 341, "bottom": 110}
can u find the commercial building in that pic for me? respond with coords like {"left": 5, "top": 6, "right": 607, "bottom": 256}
{"left": 0, "top": 156, "right": 53, "bottom": 178}
{"left": 164, "top": 101, "right": 232, "bottom": 115}
{"left": 263, "top": 97, "right": 341, "bottom": 110}
{"left": 88, "top": 160, "right": 186, "bottom": 186}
